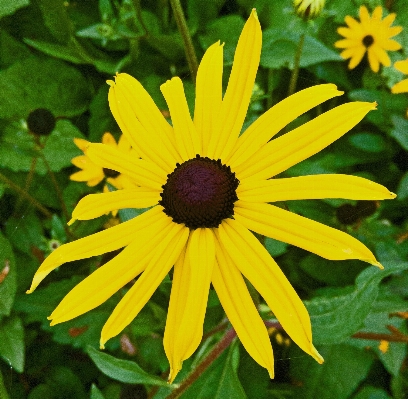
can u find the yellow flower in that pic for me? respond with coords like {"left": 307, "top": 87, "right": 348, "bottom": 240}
{"left": 293, "top": 0, "right": 325, "bottom": 19}
{"left": 335, "top": 6, "right": 402, "bottom": 72}
{"left": 391, "top": 59, "right": 408, "bottom": 94}
{"left": 70, "top": 132, "right": 137, "bottom": 190}
{"left": 28, "top": 10, "right": 396, "bottom": 382}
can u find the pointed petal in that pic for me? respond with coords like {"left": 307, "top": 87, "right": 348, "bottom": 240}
{"left": 347, "top": 46, "right": 366, "bottom": 69}
{"left": 161, "top": 77, "right": 201, "bottom": 160}
{"left": 234, "top": 201, "right": 382, "bottom": 267}
{"left": 391, "top": 79, "right": 408, "bottom": 94}
{"left": 367, "top": 47, "right": 380, "bottom": 72}
{"left": 100, "top": 224, "right": 189, "bottom": 348}
{"left": 388, "top": 26, "right": 403, "bottom": 38}
{"left": 394, "top": 59, "right": 408, "bottom": 74}
{"left": 237, "top": 174, "right": 396, "bottom": 202}
{"left": 228, "top": 84, "right": 343, "bottom": 168}
{"left": 235, "top": 102, "right": 376, "bottom": 180}
{"left": 70, "top": 188, "right": 160, "bottom": 223}
{"left": 86, "top": 143, "right": 166, "bottom": 190}
{"left": 217, "top": 219, "right": 323, "bottom": 363}
{"left": 164, "top": 228, "right": 215, "bottom": 383}
{"left": 334, "top": 39, "right": 361, "bottom": 49}
{"left": 371, "top": 45, "right": 391, "bottom": 67}
{"left": 382, "top": 39, "right": 402, "bottom": 51}
{"left": 194, "top": 42, "right": 224, "bottom": 156}
{"left": 372, "top": 6, "right": 382, "bottom": 21}
{"left": 359, "top": 6, "right": 371, "bottom": 26}
{"left": 49, "top": 215, "right": 172, "bottom": 324}
{"left": 337, "top": 27, "right": 356, "bottom": 39}
{"left": 382, "top": 13, "right": 396, "bottom": 27}
{"left": 109, "top": 74, "right": 181, "bottom": 168}
{"left": 212, "top": 242, "right": 274, "bottom": 377}
{"left": 207, "top": 9, "right": 262, "bottom": 161}
{"left": 26, "top": 206, "right": 164, "bottom": 293}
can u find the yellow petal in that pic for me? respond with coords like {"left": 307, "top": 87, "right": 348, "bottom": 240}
{"left": 109, "top": 74, "right": 181, "bottom": 167}
{"left": 334, "top": 39, "right": 361, "bottom": 49}
{"left": 348, "top": 46, "right": 366, "bottom": 69}
{"left": 371, "top": 45, "right": 391, "bottom": 67}
{"left": 207, "top": 9, "right": 262, "bottom": 161}
{"left": 86, "top": 143, "right": 166, "bottom": 190}
{"left": 100, "top": 224, "right": 189, "bottom": 348}
{"left": 227, "top": 84, "right": 343, "bottom": 168}
{"left": 235, "top": 102, "right": 376, "bottom": 181}
{"left": 26, "top": 206, "right": 165, "bottom": 293}
{"left": 237, "top": 174, "right": 396, "bottom": 202}
{"left": 73, "top": 138, "right": 90, "bottom": 151}
{"left": 367, "top": 47, "right": 380, "bottom": 72}
{"left": 382, "top": 39, "right": 402, "bottom": 51}
{"left": 102, "top": 132, "right": 117, "bottom": 146}
{"left": 391, "top": 79, "right": 408, "bottom": 94}
{"left": 337, "top": 27, "right": 355, "bottom": 39}
{"left": 212, "top": 242, "right": 274, "bottom": 378}
{"left": 160, "top": 77, "right": 201, "bottom": 160}
{"left": 372, "top": 6, "right": 382, "bottom": 21}
{"left": 70, "top": 188, "right": 160, "bottom": 223}
{"left": 164, "top": 228, "right": 215, "bottom": 383}
{"left": 216, "top": 219, "right": 323, "bottom": 364}
{"left": 359, "top": 6, "right": 371, "bottom": 27}
{"left": 194, "top": 42, "right": 224, "bottom": 156}
{"left": 49, "top": 214, "right": 172, "bottom": 324}
{"left": 234, "top": 201, "right": 382, "bottom": 267}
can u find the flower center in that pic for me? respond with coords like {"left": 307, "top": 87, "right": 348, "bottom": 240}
{"left": 103, "top": 168, "right": 120, "bottom": 178}
{"left": 159, "top": 155, "right": 239, "bottom": 229}
{"left": 362, "top": 35, "right": 374, "bottom": 47}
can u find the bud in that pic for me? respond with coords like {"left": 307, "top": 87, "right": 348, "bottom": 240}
{"left": 27, "top": 108, "right": 56, "bottom": 136}
{"left": 293, "top": 0, "right": 325, "bottom": 19}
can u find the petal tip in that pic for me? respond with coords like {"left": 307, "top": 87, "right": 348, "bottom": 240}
{"left": 67, "top": 218, "right": 76, "bottom": 226}
{"left": 311, "top": 346, "right": 324, "bottom": 364}
{"left": 371, "top": 260, "right": 384, "bottom": 269}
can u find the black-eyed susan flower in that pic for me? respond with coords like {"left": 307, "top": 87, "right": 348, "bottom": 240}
{"left": 70, "top": 132, "right": 137, "bottom": 190}
{"left": 28, "top": 10, "right": 396, "bottom": 382}
{"left": 335, "top": 6, "right": 402, "bottom": 72}
{"left": 293, "top": 0, "right": 325, "bottom": 19}
{"left": 391, "top": 59, "right": 408, "bottom": 94}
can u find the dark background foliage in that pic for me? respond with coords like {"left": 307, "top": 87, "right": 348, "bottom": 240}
{"left": 0, "top": 0, "right": 407, "bottom": 398}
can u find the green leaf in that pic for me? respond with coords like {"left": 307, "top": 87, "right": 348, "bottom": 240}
{"left": 90, "top": 384, "right": 106, "bottom": 399}
{"left": 42, "top": 119, "right": 84, "bottom": 172}
{"left": 87, "top": 346, "right": 170, "bottom": 387}
{"left": 0, "top": 370, "right": 10, "bottom": 399}
{"left": 348, "top": 133, "right": 387, "bottom": 153}
{"left": 264, "top": 237, "right": 288, "bottom": 257}
{"left": 353, "top": 386, "right": 392, "bottom": 399}
{"left": 291, "top": 344, "right": 373, "bottom": 399}
{"left": 46, "top": 366, "right": 86, "bottom": 399}
{"left": 390, "top": 115, "right": 408, "bottom": 151}
{"left": 397, "top": 172, "right": 408, "bottom": 201}
{"left": 307, "top": 260, "right": 408, "bottom": 345}
{"left": 187, "top": 0, "right": 226, "bottom": 30}
{"left": 181, "top": 340, "right": 246, "bottom": 399}
{"left": 0, "top": 0, "right": 29, "bottom": 18}
{"left": 0, "top": 56, "right": 91, "bottom": 119}
{"left": 0, "top": 30, "right": 32, "bottom": 69}
{"left": 0, "top": 315, "right": 25, "bottom": 372}
{"left": 27, "top": 384, "right": 55, "bottom": 399}
{"left": 0, "top": 233, "right": 16, "bottom": 316}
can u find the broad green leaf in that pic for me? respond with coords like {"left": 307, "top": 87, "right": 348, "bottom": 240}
{"left": 181, "top": 340, "right": 246, "bottom": 399}
{"left": 348, "top": 133, "right": 387, "bottom": 153}
{"left": 90, "top": 384, "right": 106, "bottom": 399}
{"left": 397, "top": 172, "right": 408, "bottom": 200}
{"left": 0, "top": 370, "right": 10, "bottom": 399}
{"left": 307, "top": 260, "right": 408, "bottom": 345}
{"left": 27, "top": 384, "right": 55, "bottom": 399}
{"left": 0, "top": 56, "right": 91, "bottom": 119}
{"left": 45, "top": 366, "right": 86, "bottom": 399}
{"left": 87, "top": 346, "right": 170, "bottom": 387}
{"left": 390, "top": 115, "right": 408, "bottom": 151}
{"left": 353, "top": 386, "right": 392, "bottom": 399}
{"left": 265, "top": 237, "right": 288, "bottom": 257}
{"left": 0, "top": 315, "right": 25, "bottom": 372}
{"left": 41, "top": 119, "right": 84, "bottom": 172}
{"left": 291, "top": 344, "right": 373, "bottom": 399}
{"left": 0, "top": 30, "right": 32, "bottom": 69}
{"left": 187, "top": 0, "right": 226, "bottom": 30}
{"left": 0, "top": 0, "right": 29, "bottom": 18}
{"left": 0, "top": 233, "right": 16, "bottom": 316}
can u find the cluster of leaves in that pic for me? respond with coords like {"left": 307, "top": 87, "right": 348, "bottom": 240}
{"left": 0, "top": 0, "right": 407, "bottom": 398}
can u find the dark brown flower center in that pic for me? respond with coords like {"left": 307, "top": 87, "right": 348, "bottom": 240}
{"left": 103, "top": 168, "right": 120, "bottom": 178}
{"left": 362, "top": 35, "right": 374, "bottom": 47}
{"left": 27, "top": 108, "right": 56, "bottom": 136}
{"left": 159, "top": 155, "right": 239, "bottom": 229}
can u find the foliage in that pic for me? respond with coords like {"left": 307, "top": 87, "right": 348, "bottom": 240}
{"left": 0, "top": 0, "right": 407, "bottom": 398}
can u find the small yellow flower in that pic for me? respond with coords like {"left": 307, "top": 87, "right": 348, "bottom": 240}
{"left": 293, "top": 0, "right": 325, "bottom": 19}
{"left": 335, "top": 6, "right": 402, "bottom": 72}
{"left": 391, "top": 59, "right": 408, "bottom": 94}
{"left": 28, "top": 10, "right": 396, "bottom": 382}
{"left": 70, "top": 132, "right": 137, "bottom": 190}
{"left": 378, "top": 340, "right": 389, "bottom": 354}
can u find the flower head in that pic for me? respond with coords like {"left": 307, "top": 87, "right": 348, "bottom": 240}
{"left": 28, "top": 10, "right": 396, "bottom": 382}
{"left": 391, "top": 59, "right": 408, "bottom": 94}
{"left": 335, "top": 6, "right": 402, "bottom": 72}
{"left": 293, "top": 0, "right": 325, "bottom": 19}
{"left": 70, "top": 132, "right": 137, "bottom": 190}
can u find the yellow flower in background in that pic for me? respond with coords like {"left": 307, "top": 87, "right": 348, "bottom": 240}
{"left": 335, "top": 6, "right": 402, "bottom": 72}
{"left": 391, "top": 59, "right": 408, "bottom": 94}
{"left": 293, "top": 0, "right": 325, "bottom": 19}
{"left": 70, "top": 132, "right": 137, "bottom": 190}
{"left": 28, "top": 10, "right": 396, "bottom": 382}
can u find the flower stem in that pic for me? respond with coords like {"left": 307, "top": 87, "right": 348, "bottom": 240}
{"left": 169, "top": 0, "right": 198, "bottom": 83}
{"left": 287, "top": 33, "right": 305, "bottom": 96}
{"left": 0, "top": 172, "right": 53, "bottom": 218}
{"left": 165, "top": 329, "right": 237, "bottom": 399}
{"left": 131, "top": 0, "right": 149, "bottom": 35}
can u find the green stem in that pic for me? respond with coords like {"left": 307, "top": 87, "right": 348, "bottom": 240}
{"left": 14, "top": 156, "right": 38, "bottom": 214}
{"left": 0, "top": 172, "right": 53, "bottom": 218}
{"left": 131, "top": 0, "right": 149, "bottom": 35}
{"left": 287, "top": 33, "right": 305, "bottom": 96}
{"left": 169, "top": 0, "right": 199, "bottom": 82}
